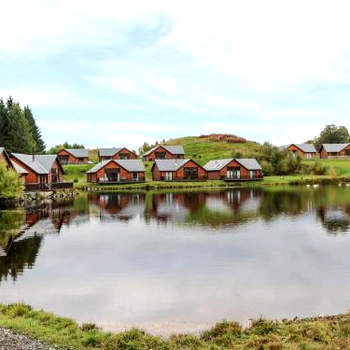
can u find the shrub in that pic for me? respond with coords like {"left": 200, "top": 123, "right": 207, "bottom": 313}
{"left": 0, "top": 161, "right": 24, "bottom": 199}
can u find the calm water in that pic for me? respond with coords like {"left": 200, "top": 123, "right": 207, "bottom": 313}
{"left": 1, "top": 186, "right": 350, "bottom": 334}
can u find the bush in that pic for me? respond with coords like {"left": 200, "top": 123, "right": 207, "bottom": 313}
{"left": 0, "top": 161, "right": 24, "bottom": 199}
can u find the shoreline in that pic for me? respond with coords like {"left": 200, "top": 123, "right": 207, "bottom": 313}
{"left": 75, "top": 175, "right": 350, "bottom": 193}
{"left": 1, "top": 303, "right": 350, "bottom": 349}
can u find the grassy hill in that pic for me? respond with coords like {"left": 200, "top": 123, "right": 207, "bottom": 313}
{"left": 164, "top": 136, "right": 261, "bottom": 165}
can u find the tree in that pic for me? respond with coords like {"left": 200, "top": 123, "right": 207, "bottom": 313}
{"left": 0, "top": 96, "right": 43, "bottom": 154}
{"left": 24, "top": 106, "right": 45, "bottom": 153}
{"left": 0, "top": 161, "right": 24, "bottom": 198}
{"left": 315, "top": 125, "right": 350, "bottom": 149}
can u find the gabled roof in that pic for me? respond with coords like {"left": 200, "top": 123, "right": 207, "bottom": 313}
{"left": 143, "top": 145, "right": 185, "bottom": 157}
{"left": 154, "top": 159, "right": 191, "bottom": 171}
{"left": 289, "top": 144, "right": 317, "bottom": 153}
{"left": 98, "top": 148, "right": 123, "bottom": 157}
{"left": 10, "top": 160, "right": 28, "bottom": 174}
{"left": 87, "top": 159, "right": 145, "bottom": 174}
{"left": 11, "top": 153, "right": 62, "bottom": 175}
{"left": 235, "top": 158, "right": 262, "bottom": 170}
{"left": 64, "top": 149, "right": 89, "bottom": 158}
{"left": 321, "top": 144, "right": 350, "bottom": 153}
{"left": 204, "top": 159, "right": 233, "bottom": 171}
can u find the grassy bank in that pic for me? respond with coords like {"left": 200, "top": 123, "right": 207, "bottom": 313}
{"left": 1, "top": 304, "right": 350, "bottom": 349}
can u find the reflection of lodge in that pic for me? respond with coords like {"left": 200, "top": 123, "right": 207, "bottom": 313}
{"left": 89, "top": 193, "right": 145, "bottom": 222}
{"left": 145, "top": 189, "right": 263, "bottom": 226}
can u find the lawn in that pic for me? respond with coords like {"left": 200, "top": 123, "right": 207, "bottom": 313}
{"left": 304, "top": 158, "right": 350, "bottom": 176}
{"left": 62, "top": 164, "right": 95, "bottom": 184}
{"left": 1, "top": 303, "right": 350, "bottom": 349}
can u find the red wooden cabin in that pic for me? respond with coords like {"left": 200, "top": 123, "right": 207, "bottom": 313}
{"left": 204, "top": 158, "right": 262, "bottom": 181}
{"left": 87, "top": 159, "right": 145, "bottom": 183}
{"left": 319, "top": 144, "right": 350, "bottom": 158}
{"left": 152, "top": 159, "right": 206, "bottom": 181}
{"left": 286, "top": 144, "right": 317, "bottom": 159}
{"left": 57, "top": 149, "right": 89, "bottom": 164}
{"left": 142, "top": 145, "right": 185, "bottom": 161}
{"left": 10, "top": 153, "right": 64, "bottom": 190}
{"left": 98, "top": 147, "right": 137, "bottom": 162}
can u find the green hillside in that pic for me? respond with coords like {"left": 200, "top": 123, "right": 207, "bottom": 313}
{"left": 164, "top": 136, "right": 261, "bottom": 165}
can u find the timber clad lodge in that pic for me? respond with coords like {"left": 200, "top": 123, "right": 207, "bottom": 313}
{"left": 1, "top": 141, "right": 345, "bottom": 190}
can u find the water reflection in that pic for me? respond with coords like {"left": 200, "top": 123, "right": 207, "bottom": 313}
{"left": 1, "top": 186, "right": 350, "bottom": 333}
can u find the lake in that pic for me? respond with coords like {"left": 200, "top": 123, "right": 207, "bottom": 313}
{"left": 1, "top": 186, "right": 350, "bottom": 335}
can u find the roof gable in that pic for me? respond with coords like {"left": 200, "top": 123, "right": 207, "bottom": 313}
{"left": 321, "top": 144, "right": 350, "bottom": 153}
{"left": 11, "top": 153, "right": 62, "bottom": 175}
{"left": 153, "top": 158, "right": 205, "bottom": 172}
{"left": 64, "top": 148, "right": 89, "bottom": 158}
{"left": 235, "top": 158, "right": 262, "bottom": 170}
{"left": 143, "top": 145, "right": 185, "bottom": 157}
{"left": 289, "top": 144, "right": 317, "bottom": 153}
{"left": 88, "top": 159, "right": 145, "bottom": 173}
{"left": 204, "top": 159, "right": 234, "bottom": 171}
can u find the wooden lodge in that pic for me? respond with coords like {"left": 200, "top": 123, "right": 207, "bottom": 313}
{"left": 319, "top": 144, "right": 350, "bottom": 159}
{"left": 204, "top": 158, "right": 263, "bottom": 181}
{"left": 286, "top": 144, "right": 318, "bottom": 159}
{"left": 142, "top": 145, "right": 185, "bottom": 161}
{"left": 98, "top": 148, "right": 137, "bottom": 162}
{"left": 57, "top": 149, "right": 89, "bottom": 164}
{"left": 152, "top": 159, "right": 207, "bottom": 181}
{"left": 10, "top": 153, "right": 72, "bottom": 191}
{"left": 0, "top": 147, "right": 28, "bottom": 176}
{"left": 87, "top": 159, "right": 145, "bottom": 184}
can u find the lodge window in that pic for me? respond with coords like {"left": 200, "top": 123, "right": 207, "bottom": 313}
{"left": 165, "top": 172, "right": 173, "bottom": 181}
{"left": 346, "top": 150, "right": 350, "bottom": 156}
{"left": 119, "top": 153, "right": 130, "bottom": 159}
{"left": 132, "top": 172, "right": 139, "bottom": 181}
{"left": 250, "top": 170, "right": 257, "bottom": 179}
{"left": 105, "top": 168, "right": 120, "bottom": 182}
{"left": 58, "top": 155, "right": 69, "bottom": 164}
{"left": 155, "top": 152, "right": 166, "bottom": 159}
{"left": 184, "top": 167, "right": 198, "bottom": 180}
{"left": 331, "top": 152, "right": 338, "bottom": 156}
{"left": 227, "top": 167, "right": 240, "bottom": 179}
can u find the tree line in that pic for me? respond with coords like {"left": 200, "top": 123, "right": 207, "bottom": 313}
{"left": 0, "top": 96, "right": 45, "bottom": 154}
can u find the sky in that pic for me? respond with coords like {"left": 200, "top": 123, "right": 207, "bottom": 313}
{"left": 1, "top": 0, "right": 350, "bottom": 150}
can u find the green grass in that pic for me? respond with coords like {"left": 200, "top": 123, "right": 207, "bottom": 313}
{"left": 165, "top": 136, "right": 260, "bottom": 165}
{"left": 63, "top": 164, "right": 95, "bottom": 184}
{"left": 304, "top": 158, "right": 350, "bottom": 176}
{"left": 2, "top": 303, "right": 350, "bottom": 349}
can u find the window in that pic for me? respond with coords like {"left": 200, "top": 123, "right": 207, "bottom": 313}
{"left": 155, "top": 152, "right": 166, "bottom": 159}
{"left": 165, "top": 172, "right": 173, "bottom": 180}
{"left": 58, "top": 155, "right": 69, "bottom": 164}
{"left": 184, "top": 167, "right": 198, "bottom": 180}
{"left": 250, "top": 170, "right": 257, "bottom": 179}
{"left": 105, "top": 168, "right": 120, "bottom": 182}
{"left": 119, "top": 153, "right": 130, "bottom": 159}
{"left": 132, "top": 172, "right": 139, "bottom": 181}
{"left": 227, "top": 167, "right": 240, "bottom": 179}
{"left": 346, "top": 150, "right": 350, "bottom": 156}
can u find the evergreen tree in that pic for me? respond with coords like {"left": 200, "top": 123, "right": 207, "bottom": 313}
{"left": 24, "top": 106, "right": 46, "bottom": 153}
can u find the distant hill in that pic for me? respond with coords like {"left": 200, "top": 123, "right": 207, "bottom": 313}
{"left": 164, "top": 135, "right": 261, "bottom": 165}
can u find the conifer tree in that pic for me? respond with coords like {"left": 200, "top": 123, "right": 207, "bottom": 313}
{"left": 24, "top": 106, "right": 46, "bottom": 153}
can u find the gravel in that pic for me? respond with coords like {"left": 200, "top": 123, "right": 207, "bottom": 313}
{"left": 0, "top": 328, "right": 57, "bottom": 350}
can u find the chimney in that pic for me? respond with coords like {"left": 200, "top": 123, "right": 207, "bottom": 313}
{"left": 32, "top": 147, "right": 35, "bottom": 162}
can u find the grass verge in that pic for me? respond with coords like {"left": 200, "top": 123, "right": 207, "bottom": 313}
{"left": 1, "top": 304, "right": 350, "bottom": 349}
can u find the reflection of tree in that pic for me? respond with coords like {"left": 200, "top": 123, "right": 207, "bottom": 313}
{"left": 0, "top": 210, "right": 25, "bottom": 254}
{"left": 316, "top": 207, "right": 350, "bottom": 234}
{"left": 0, "top": 236, "right": 42, "bottom": 282}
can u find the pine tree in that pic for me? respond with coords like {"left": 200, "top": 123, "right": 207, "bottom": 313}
{"left": 24, "top": 106, "right": 46, "bottom": 153}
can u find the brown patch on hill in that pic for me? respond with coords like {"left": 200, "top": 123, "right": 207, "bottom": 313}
{"left": 199, "top": 134, "right": 247, "bottom": 143}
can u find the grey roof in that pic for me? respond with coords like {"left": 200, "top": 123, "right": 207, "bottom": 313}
{"left": 88, "top": 159, "right": 145, "bottom": 173}
{"left": 235, "top": 158, "right": 262, "bottom": 170}
{"left": 143, "top": 145, "right": 185, "bottom": 157}
{"left": 65, "top": 149, "right": 89, "bottom": 158}
{"left": 204, "top": 159, "right": 233, "bottom": 171}
{"left": 11, "top": 153, "right": 59, "bottom": 174}
{"left": 154, "top": 159, "right": 191, "bottom": 171}
{"left": 322, "top": 144, "right": 350, "bottom": 152}
{"left": 10, "top": 160, "right": 28, "bottom": 174}
{"left": 98, "top": 148, "right": 122, "bottom": 157}
{"left": 292, "top": 144, "right": 317, "bottom": 153}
